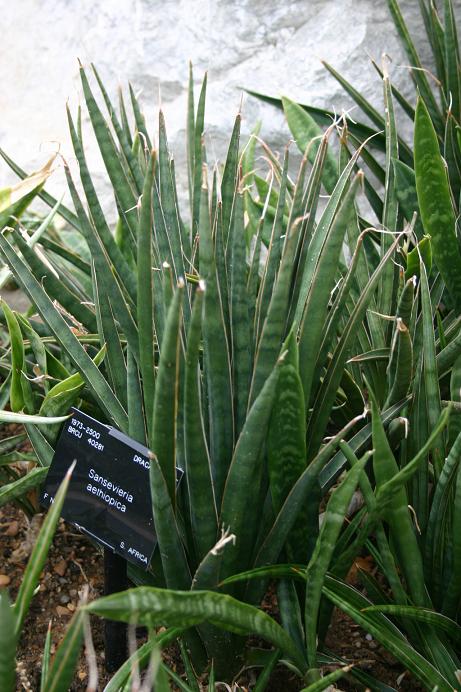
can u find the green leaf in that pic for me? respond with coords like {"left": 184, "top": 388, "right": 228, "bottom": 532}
{"left": 137, "top": 151, "right": 156, "bottom": 435}
{"left": 0, "top": 467, "right": 48, "bottom": 508}
{"left": 184, "top": 283, "right": 217, "bottom": 558}
{"left": 305, "top": 455, "right": 367, "bottom": 668}
{"left": 363, "top": 605, "right": 461, "bottom": 646}
{"left": 300, "top": 664, "right": 354, "bottom": 692}
{"left": 282, "top": 97, "right": 337, "bottom": 193}
{"left": 414, "top": 97, "right": 461, "bottom": 312}
{"left": 220, "top": 362, "right": 280, "bottom": 582}
{"left": 85, "top": 587, "right": 307, "bottom": 674}
{"left": 42, "top": 610, "right": 86, "bottom": 692}
{"left": 151, "top": 280, "right": 184, "bottom": 503}
{"left": 0, "top": 590, "right": 17, "bottom": 692}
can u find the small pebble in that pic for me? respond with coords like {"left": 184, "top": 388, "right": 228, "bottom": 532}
{"left": 355, "top": 641, "right": 362, "bottom": 648}
{"left": 0, "top": 574, "right": 10, "bottom": 586}
{"left": 69, "top": 589, "right": 77, "bottom": 597}
{"left": 4, "top": 521, "right": 19, "bottom": 537}
{"left": 352, "top": 631, "right": 360, "bottom": 637}
{"left": 53, "top": 559, "right": 67, "bottom": 577}
{"left": 58, "top": 577, "right": 67, "bottom": 585}
{"left": 365, "top": 633, "right": 373, "bottom": 641}
{"left": 67, "top": 603, "right": 76, "bottom": 612}
{"left": 56, "top": 605, "right": 71, "bottom": 617}
{"left": 59, "top": 594, "right": 70, "bottom": 605}
{"left": 368, "top": 641, "right": 378, "bottom": 649}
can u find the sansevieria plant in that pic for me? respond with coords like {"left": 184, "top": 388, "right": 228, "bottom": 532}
{"left": 1, "top": 57, "right": 459, "bottom": 690}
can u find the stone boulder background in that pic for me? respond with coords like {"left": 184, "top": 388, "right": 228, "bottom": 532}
{"left": 0, "top": 0, "right": 456, "bottom": 215}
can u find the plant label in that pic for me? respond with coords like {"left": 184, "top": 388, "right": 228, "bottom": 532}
{"left": 41, "top": 408, "right": 162, "bottom": 569}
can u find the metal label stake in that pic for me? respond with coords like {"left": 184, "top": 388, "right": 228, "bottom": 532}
{"left": 103, "top": 549, "right": 128, "bottom": 672}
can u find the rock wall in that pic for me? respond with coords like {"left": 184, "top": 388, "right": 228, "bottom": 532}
{"left": 0, "top": 0, "right": 456, "bottom": 213}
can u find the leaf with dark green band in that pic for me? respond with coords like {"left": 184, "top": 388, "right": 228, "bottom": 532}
{"left": 414, "top": 98, "right": 461, "bottom": 312}
{"left": 152, "top": 281, "right": 184, "bottom": 504}
{"left": 184, "top": 283, "right": 217, "bottom": 558}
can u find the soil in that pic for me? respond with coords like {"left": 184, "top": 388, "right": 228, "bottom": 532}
{"left": 1, "top": 427, "right": 422, "bottom": 691}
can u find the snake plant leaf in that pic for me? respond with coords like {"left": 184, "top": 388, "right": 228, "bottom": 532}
{"left": 379, "top": 60, "right": 399, "bottom": 325}
{"left": 92, "top": 262, "right": 128, "bottom": 409}
{"left": 152, "top": 280, "right": 184, "bottom": 503}
{"left": 414, "top": 97, "right": 461, "bottom": 312}
{"left": 0, "top": 590, "right": 16, "bottom": 692}
{"left": 85, "top": 587, "right": 308, "bottom": 674}
{"left": 298, "top": 171, "right": 361, "bottom": 408}
{"left": 158, "top": 111, "right": 188, "bottom": 292}
{"left": 392, "top": 160, "right": 424, "bottom": 240}
{"left": 42, "top": 610, "right": 86, "bottom": 692}
{"left": 126, "top": 347, "right": 146, "bottom": 445}
{"left": 370, "top": 391, "right": 431, "bottom": 608}
{"left": 0, "top": 467, "right": 48, "bottom": 508}
{"left": 0, "top": 411, "right": 68, "bottom": 425}
{"left": 250, "top": 202, "right": 299, "bottom": 407}
{"left": 443, "top": 446, "right": 461, "bottom": 617}
{"left": 405, "top": 236, "right": 432, "bottom": 280}
{"left": 199, "top": 177, "right": 234, "bottom": 507}
{"left": 220, "top": 362, "right": 280, "bottom": 583}
{"left": 444, "top": 0, "right": 461, "bottom": 120}
{"left": 363, "top": 604, "right": 461, "bottom": 646}
{"left": 191, "top": 72, "right": 207, "bottom": 236}
{"left": 16, "top": 313, "right": 49, "bottom": 395}
{"left": 150, "top": 452, "right": 193, "bottom": 595}
{"left": 305, "top": 456, "right": 367, "bottom": 669}
{"left": 1, "top": 300, "right": 33, "bottom": 413}
{"left": 388, "top": 0, "right": 443, "bottom": 132}
{"left": 137, "top": 151, "right": 156, "bottom": 435}
{"left": 254, "top": 149, "right": 289, "bottom": 345}
{"left": 39, "top": 624, "right": 52, "bottom": 692}
{"left": 229, "top": 191, "right": 252, "bottom": 436}
{"left": 14, "top": 461, "right": 75, "bottom": 633}
{"left": 419, "top": 261, "right": 444, "bottom": 478}
{"left": 267, "top": 329, "right": 307, "bottom": 561}
{"left": 371, "top": 57, "right": 416, "bottom": 121}
{"left": 79, "top": 64, "right": 138, "bottom": 238}
{"left": 293, "top": 145, "right": 360, "bottom": 329}
{"left": 128, "top": 82, "right": 152, "bottom": 152}
{"left": 66, "top": 106, "right": 137, "bottom": 304}
{"left": 91, "top": 63, "right": 143, "bottom": 194}
{"left": 384, "top": 318, "right": 413, "bottom": 409}
{"left": 299, "top": 664, "right": 354, "bottom": 692}
{"left": 63, "top": 164, "right": 140, "bottom": 367}
{"left": 282, "top": 96, "right": 337, "bottom": 193}
{"left": 24, "top": 426, "right": 54, "bottom": 468}
{"left": 221, "top": 113, "right": 241, "bottom": 242}
{"left": 184, "top": 282, "right": 217, "bottom": 558}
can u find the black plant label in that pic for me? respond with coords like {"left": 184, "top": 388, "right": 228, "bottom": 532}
{"left": 41, "top": 408, "right": 158, "bottom": 569}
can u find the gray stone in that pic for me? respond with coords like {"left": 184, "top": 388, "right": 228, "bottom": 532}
{"left": 0, "top": 1, "right": 457, "bottom": 216}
